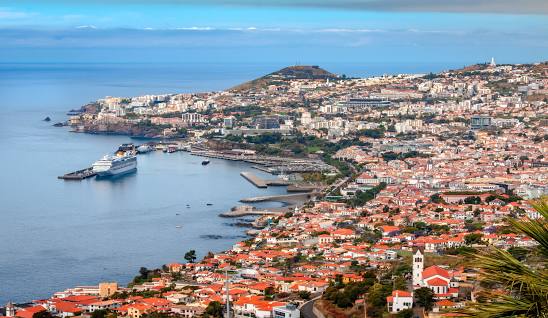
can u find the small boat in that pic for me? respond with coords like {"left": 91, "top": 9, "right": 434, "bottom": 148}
{"left": 53, "top": 122, "right": 65, "bottom": 127}
{"left": 167, "top": 146, "right": 178, "bottom": 153}
{"left": 67, "top": 109, "right": 84, "bottom": 116}
{"left": 137, "top": 144, "right": 153, "bottom": 154}
{"left": 43, "top": 116, "right": 51, "bottom": 122}
{"left": 175, "top": 225, "right": 182, "bottom": 228}
{"left": 206, "top": 203, "right": 213, "bottom": 206}
{"left": 201, "top": 160, "right": 210, "bottom": 166}
{"left": 176, "top": 213, "right": 180, "bottom": 215}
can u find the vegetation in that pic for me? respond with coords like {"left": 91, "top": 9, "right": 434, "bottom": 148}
{"left": 464, "top": 233, "right": 484, "bottom": 245}
{"left": 358, "top": 128, "right": 385, "bottom": 139}
{"left": 129, "top": 267, "right": 162, "bottom": 287}
{"left": 204, "top": 301, "right": 224, "bottom": 318}
{"left": 381, "top": 150, "right": 431, "bottom": 162}
{"left": 298, "top": 290, "right": 311, "bottom": 300}
{"left": 414, "top": 287, "right": 435, "bottom": 311}
{"left": 33, "top": 312, "right": 53, "bottom": 318}
{"left": 347, "top": 182, "right": 387, "bottom": 207}
{"left": 457, "top": 197, "right": 548, "bottom": 317}
{"left": 184, "top": 250, "right": 197, "bottom": 263}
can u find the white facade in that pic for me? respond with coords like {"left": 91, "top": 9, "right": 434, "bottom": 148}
{"left": 272, "top": 305, "right": 300, "bottom": 318}
{"left": 412, "top": 248, "right": 424, "bottom": 288}
{"left": 387, "top": 291, "right": 413, "bottom": 313}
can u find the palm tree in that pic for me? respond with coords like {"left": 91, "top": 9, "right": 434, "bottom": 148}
{"left": 458, "top": 198, "right": 547, "bottom": 317}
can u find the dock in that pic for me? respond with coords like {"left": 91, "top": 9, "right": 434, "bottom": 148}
{"left": 219, "top": 205, "right": 288, "bottom": 217}
{"left": 239, "top": 192, "right": 318, "bottom": 204}
{"left": 58, "top": 167, "right": 96, "bottom": 180}
{"left": 240, "top": 171, "right": 292, "bottom": 188}
{"left": 240, "top": 172, "right": 267, "bottom": 188}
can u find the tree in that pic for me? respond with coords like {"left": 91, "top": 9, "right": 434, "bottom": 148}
{"left": 33, "top": 312, "right": 53, "bottom": 318}
{"left": 91, "top": 310, "right": 108, "bottom": 318}
{"left": 139, "top": 267, "right": 149, "bottom": 278}
{"left": 395, "top": 308, "right": 414, "bottom": 318}
{"left": 464, "top": 233, "right": 484, "bottom": 245}
{"left": 298, "top": 290, "right": 311, "bottom": 300}
{"left": 184, "top": 250, "right": 197, "bottom": 263}
{"left": 457, "top": 197, "right": 548, "bottom": 317}
{"left": 204, "top": 301, "right": 223, "bottom": 318}
{"left": 464, "top": 196, "right": 482, "bottom": 205}
{"left": 414, "top": 287, "right": 435, "bottom": 311}
{"left": 264, "top": 286, "right": 276, "bottom": 299}
{"left": 430, "top": 193, "right": 445, "bottom": 204}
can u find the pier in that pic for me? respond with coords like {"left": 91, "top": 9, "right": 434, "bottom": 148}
{"left": 239, "top": 192, "right": 318, "bottom": 204}
{"left": 58, "top": 167, "right": 96, "bottom": 180}
{"left": 240, "top": 172, "right": 267, "bottom": 188}
{"left": 240, "top": 171, "right": 292, "bottom": 188}
{"left": 219, "top": 205, "right": 288, "bottom": 217}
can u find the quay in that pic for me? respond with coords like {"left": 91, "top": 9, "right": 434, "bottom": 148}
{"left": 219, "top": 205, "right": 287, "bottom": 217}
{"left": 240, "top": 172, "right": 267, "bottom": 188}
{"left": 58, "top": 167, "right": 96, "bottom": 180}
{"left": 287, "top": 184, "right": 320, "bottom": 192}
{"left": 240, "top": 171, "right": 292, "bottom": 188}
{"left": 239, "top": 192, "right": 318, "bottom": 204}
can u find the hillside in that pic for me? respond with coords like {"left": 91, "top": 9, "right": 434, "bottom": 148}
{"left": 231, "top": 65, "right": 338, "bottom": 92}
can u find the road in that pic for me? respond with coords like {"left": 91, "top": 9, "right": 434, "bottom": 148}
{"left": 300, "top": 298, "right": 320, "bottom": 318}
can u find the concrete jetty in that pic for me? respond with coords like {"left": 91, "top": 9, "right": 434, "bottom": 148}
{"left": 239, "top": 192, "right": 318, "bottom": 204}
{"left": 240, "top": 172, "right": 267, "bottom": 188}
{"left": 241, "top": 171, "right": 292, "bottom": 188}
{"left": 219, "top": 205, "right": 287, "bottom": 217}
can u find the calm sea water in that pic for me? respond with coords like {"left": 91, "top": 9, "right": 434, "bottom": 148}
{"left": 0, "top": 61, "right": 461, "bottom": 304}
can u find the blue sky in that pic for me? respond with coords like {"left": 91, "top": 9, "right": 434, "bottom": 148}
{"left": 0, "top": 1, "right": 546, "bottom": 64}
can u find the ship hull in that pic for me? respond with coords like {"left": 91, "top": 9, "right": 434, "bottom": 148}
{"left": 92, "top": 155, "right": 138, "bottom": 177}
{"left": 96, "top": 166, "right": 137, "bottom": 177}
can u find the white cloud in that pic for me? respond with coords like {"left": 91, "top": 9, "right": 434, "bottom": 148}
{"left": 0, "top": 7, "right": 35, "bottom": 19}
{"left": 176, "top": 26, "right": 216, "bottom": 31}
{"left": 76, "top": 25, "right": 97, "bottom": 29}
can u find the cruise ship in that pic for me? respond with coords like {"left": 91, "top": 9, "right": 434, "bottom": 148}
{"left": 92, "top": 152, "right": 137, "bottom": 177}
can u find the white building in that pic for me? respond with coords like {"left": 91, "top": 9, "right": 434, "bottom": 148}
{"left": 386, "top": 290, "right": 413, "bottom": 313}
{"left": 272, "top": 304, "right": 300, "bottom": 318}
{"left": 412, "top": 248, "right": 424, "bottom": 288}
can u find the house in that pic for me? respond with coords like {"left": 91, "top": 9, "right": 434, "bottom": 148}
{"left": 170, "top": 305, "right": 205, "bottom": 318}
{"left": 318, "top": 234, "right": 333, "bottom": 245}
{"left": 356, "top": 173, "right": 380, "bottom": 185}
{"left": 15, "top": 306, "right": 47, "bottom": 318}
{"left": 51, "top": 302, "right": 82, "bottom": 318}
{"left": 124, "top": 304, "right": 154, "bottom": 318}
{"left": 386, "top": 290, "right": 413, "bottom": 313}
{"left": 380, "top": 225, "right": 400, "bottom": 237}
{"left": 272, "top": 304, "right": 300, "bottom": 318}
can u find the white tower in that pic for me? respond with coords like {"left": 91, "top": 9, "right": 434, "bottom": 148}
{"left": 6, "top": 302, "right": 16, "bottom": 317}
{"left": 490, "top": 57, "right": 496, "bottom": 68}
{"left": 412, "top": 248, "right": 424, "bottom": 288}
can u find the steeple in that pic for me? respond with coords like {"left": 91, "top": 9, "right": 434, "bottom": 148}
{"left": 5, "top": 302, "right": 16, "bottom": 317}
{"left": 490, "top": 57, "right": 496, "bottom": 68}
{"left": 412, "top": 247, "right": 424, "bottom": 288}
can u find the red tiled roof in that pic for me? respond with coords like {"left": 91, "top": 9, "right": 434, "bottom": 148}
{"left": 422, "top": 265, "right": 450, "bottom": 279}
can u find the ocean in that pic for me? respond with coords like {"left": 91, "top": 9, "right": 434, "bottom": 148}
{"left": 0, "top": 61, "right": 463, "bottom": 304}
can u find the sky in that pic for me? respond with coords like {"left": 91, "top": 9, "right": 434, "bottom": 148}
{"left": 0, "top": 0, "right": 546, "bottom": 65}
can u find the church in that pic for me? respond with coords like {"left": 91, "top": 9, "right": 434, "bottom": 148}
{"left": 412, "top": 248, "right": 459, "bottom": 298}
